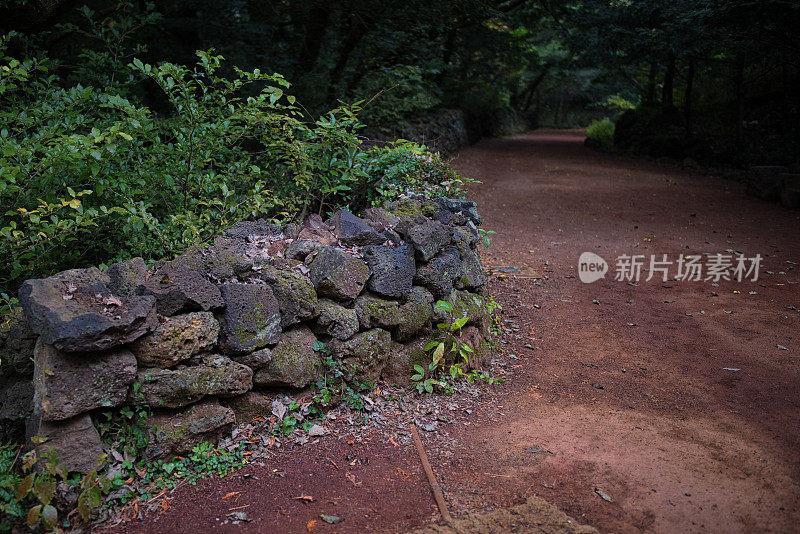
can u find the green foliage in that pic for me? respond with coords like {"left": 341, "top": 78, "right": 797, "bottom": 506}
{"left": 412, "top": 299, "right": 503, "bottom": 395}
{"left": 312, "top": 345, "right": 372, "bottom": 413}
{"left": 0, "top": 31, "right": 464, "bottom": 315}
{"left": 586, "top": 117, "right": 615, "bottom": 150}
{"left": 358, "top": 65, "right": 440, "bottom": 130}
{"left": 9, "top": 446, "right": 110, "bottom": 531}
{"left": 94, "top": 404, "right": 151, "bottom": 460}
{"left": 355, "top": 141, "right": 475, "bottom": 208}
{"left": 0, "top": 442, "right": 24, "bottom": 529}
{"left": 136, "top": 442, "right": 249, "bottom": 502}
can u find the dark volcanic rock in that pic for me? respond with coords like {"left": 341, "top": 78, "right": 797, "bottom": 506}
{"left": 309, "top": 247, "right": 369, "bottom": 301}
{"left": 133, "top": 354, "right": 252, "bottom": 409}
{"left": 0, "top": 307, "right": 37, "bottom": 377}
{"left": 19, "top": 267, "right": 157, "bottom": 353}
{"left": 297, "top": 214, "right": 337, "bottom": 246}
{"left": 33, "top": 340, "right": 136, "bottom": 421}
{"left": 231, "top": 347, "right": 272, "bottom": 371}
{"left": 204, "top": 236, "right": 255, "bottom": 281}
{"left": 362, "top": 244, "right": 416, "bottom": 298}
{"left": 331, "top": 210, "right": 385, "bottom": 246}
{"left": 414, "top": 246, "right": 462, "bottom": 298}
{"left": 129, "top": 312, "right": 219, "bottom": 368}
{"left": 354, "top": 293, "right": 401, "bottom": 330}
{"left": 26, "top": 413, "right": 104, "bottom": 473}
{"left": 107, "top": 258, "right": 147, "bottom": 297}
{"left": 218, "top": 283, "right": 281, "bottom": 354}
{"left": 456, "top": 247, "right": 486, "bottom": 290}
{"left": 361, "top": 207, "right": 400, "bottom": 231}
{"left": 404, "top": 220, "right": 451, "bottom": 261}
{"left": 285, "top": 239, "right": 320, "bottom": 261}
{"left": 222, "top": 391, "right": 274, "bottom": 422}
{"left": 145, "top": 400, "right": 235, "bottom": 460}
{"left": 0, "top": 379, "right": 33, "bottom": 422}
{"left": 313, "top": 299, "right": 359, "bottom": 340}
{"left": 260, "top": 266, "right": 318, "bottom": 328}
{"left": 329, "top": 328, "right": 392, "bottom": 383}
{"left": 382, "top": 338, "right": 432, "bottom": 386}
{"left": 138, "top": 256, "right": 223, "bottom": 316}
{"left": 252, "top": 326, "right": 320, "bottom": 388}
{"left": 396, "top": 286, "right": 435, "bottom": 341}
{"left": 223, "top": 220, "right": 282, "bottom": 240}
{"left": 436, "top": 198, "right": 482, "bottom": 225}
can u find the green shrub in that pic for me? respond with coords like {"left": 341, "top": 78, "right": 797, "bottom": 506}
{"left": 0, "top": 35, "right": 467, "bottom": 313}
{"left": 351, "top": 141, "right": 473, "bottom": 209}
{"left": 585, "top": 117, "right": 615, "bottom": 150}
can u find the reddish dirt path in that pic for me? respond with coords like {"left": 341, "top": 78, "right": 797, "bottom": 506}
{"left": 447, "top": 130, "right": 800, "bottom": 533}
{"left": 118, "top": 131, "right": 800, "bottom": 533}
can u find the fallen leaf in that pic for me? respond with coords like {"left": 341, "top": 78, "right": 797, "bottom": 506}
{"left": 295, "top": 495, "right": 314, "bottom": 503}
{"left": 221, "top": 492, "right": 241, "bottom": 500}
{"left": 306, "top": 519, "right": 317, "bottom": 532}
{"left": 307, "top": 424, "right": 326, "bottom": 437}
{"left": 103, "top": 295, "right": 123, "bottom": 306}
{"left": 271, "top": 399, "right": 286, "bottom": 420}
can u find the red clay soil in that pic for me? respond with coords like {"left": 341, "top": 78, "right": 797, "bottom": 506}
{"left": 115, "top": 130, "right": 800, "bottom": 533}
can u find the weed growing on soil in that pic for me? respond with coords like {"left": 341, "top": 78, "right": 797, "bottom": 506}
{"left": 412, "top": 299, "right": 504, "bottom": 394}
{"left": 8, "top": 446, "right": 111, "bottom": 531}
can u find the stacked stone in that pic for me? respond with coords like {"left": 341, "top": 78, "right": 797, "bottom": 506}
{"left": 0, "top": 196, "right": 489, "bottom": 472}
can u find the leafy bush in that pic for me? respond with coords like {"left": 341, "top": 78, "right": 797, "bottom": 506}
{"left": 352, "top": 141, "right": 474, "bottom": 208}
{"left": 0, "top": 442, "right": 24, "bottom": 529}
{"left": 0, "top": 35, "right": 467, "bottom": 314}
{"left": 585, "top": 117, "right": 615, "bottom": 150}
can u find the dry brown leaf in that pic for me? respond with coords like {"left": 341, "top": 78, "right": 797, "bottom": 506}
{"left": 295, "top": 495, "right": 314, "bottom": 503}
{"left": 306, "top": 519, "right": 317, "bottom": 532}
{"left": 221, "top": 492, "right": 241, "bottom": 500}
{"left": 345, "top": 473, "right": 362, "bottom": 487}
{"left": 103, "top": 295, "right": 123, "bottom": 306}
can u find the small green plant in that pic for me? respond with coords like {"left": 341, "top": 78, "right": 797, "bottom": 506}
{"left": 355, "top": 141, "right": 477, "bottom": 209}
{"left": 135, "top": 441, "right": 249, "bottom": 502}
{"left": 586, "top": 117, "right": 615, "bottom": 150}
{"left": 12, "top": 446, "right": 110, "bottom": 530}
{"left": 311, "top": 342, "right": 371, "bottom": 412}
{"left": 94, "top": 404, "right": 151, "bottom": 459}
{"left": 411, "top": 300, "right": 474, "bottom": 394}
{"left": 477, "top": 228, "right": 496, "bottom": 248}
{"left": 0, "top": 441, "right": 24, "bottom": 529}
{"left": 412, "top": 297, "right": 506, "bottom": 394}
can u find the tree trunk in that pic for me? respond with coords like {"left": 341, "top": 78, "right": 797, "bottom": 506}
{"left": 645, "top": 63, "right": 658, "bottom": 104}
{"left": 684, "top": 57, "right": 695, "bottom": 135}
{"left": 662, "top": 55, "right": 675, "bottom": 108}
{"left": 326, "top": 21, "right": 368, "bottom": 105}
{"left": 521, "top": 68, "right": 549, "bottom": 112}
{"left": 735, "top": 52, "right": 745, "bottom": 149}
{"left": 292, "top": 1, "right": 333, "bottom": 81}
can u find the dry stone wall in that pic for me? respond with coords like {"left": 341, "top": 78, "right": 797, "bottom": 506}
{"left": 0, "top": 196, "right": 490, "bottom": 472}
